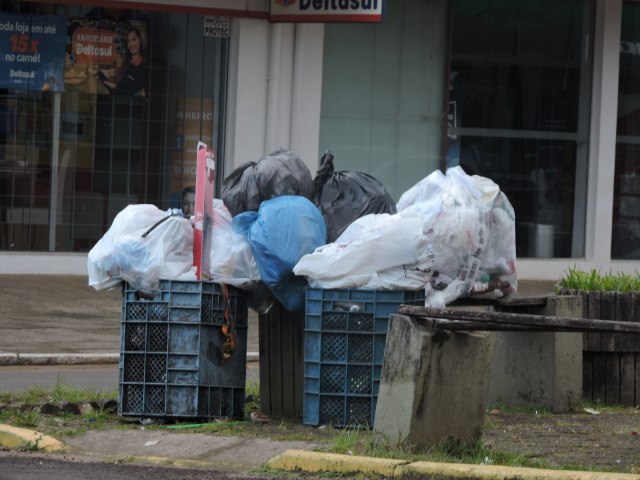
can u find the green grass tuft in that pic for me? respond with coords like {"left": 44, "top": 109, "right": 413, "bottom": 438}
{"left": 556, "top": 267, "right": 640, "bottom": 292}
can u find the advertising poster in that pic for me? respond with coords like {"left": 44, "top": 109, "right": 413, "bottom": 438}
{"left": 171, "top": 97, "right": 214, "bottom": 192}
{"left": 0, "top": 13, "right": 66, "bottom": 91}
{"left": 65, "top": 17, "right": 148, "bottom": 96}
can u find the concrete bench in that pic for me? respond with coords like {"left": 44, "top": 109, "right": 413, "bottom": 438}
{"left": 373, "top": 295, "right": 584, "bottom": 449}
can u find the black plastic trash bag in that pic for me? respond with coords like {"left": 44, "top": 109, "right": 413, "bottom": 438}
{"left": 313, "top": 151, "right": 397, "bottom": 242}
{"left": 221, "top": 148, "right": 314, "bottom": 216}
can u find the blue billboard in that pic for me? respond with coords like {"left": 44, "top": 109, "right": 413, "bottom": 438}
{"left": 0, "top": 13, "right": 66, "bottom": 92}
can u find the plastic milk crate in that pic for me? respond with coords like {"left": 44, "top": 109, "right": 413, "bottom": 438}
{"left": 118, "top": 280, "right": 248, "bottom": 420}
{"left": 303, "top": 288, "right": 426, "bottom": 427}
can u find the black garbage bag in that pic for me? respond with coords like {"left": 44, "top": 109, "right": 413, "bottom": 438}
{"left": 313, "top": 151, "right": 397, "bottom": 243}
{"left": 221, "top": 148, "right": 314, "bottom": 216}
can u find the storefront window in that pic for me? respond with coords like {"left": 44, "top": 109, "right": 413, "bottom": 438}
{"left": 448, "top": 0, "right": 594, "bottom": 258}
{"left": 613, "top": 1, "right": 640, "bottom": 260}
{"left": 0, "top": 3, "right": 228, "bottom": 252}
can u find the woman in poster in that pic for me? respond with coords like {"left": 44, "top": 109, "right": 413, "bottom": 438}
{"left": 96, "top": 26, "right": 147, "bottom": 96}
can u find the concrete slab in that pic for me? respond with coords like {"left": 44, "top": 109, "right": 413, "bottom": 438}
{"left": 61, "top": 429, "right": 321, "bottom": 472}
{"left": 488, "top": 295, "right": 583, "bottom": 411}
{"left": 374, "top": 314, "right": 496, "bottom": 448}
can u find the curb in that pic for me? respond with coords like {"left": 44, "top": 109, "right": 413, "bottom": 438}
{"left": 0, "top": 352, "right": 259, "bottom": 366}
{"left": 0, "top": 424, "right": 67, "bottom": 453}
{"left": 266, "top": 449, "right": 640, "bottom": 480}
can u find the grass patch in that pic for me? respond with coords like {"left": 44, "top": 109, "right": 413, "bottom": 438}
{"left": 8, "top": 409, "right": 40, "bottom": 428}
{"left": 557, "top": 267, "right": 640, "bottom": 292}
{"left": 486, "top": 402, "right": 553, "bottom": 416}
{"left": 327, "top": 426, "right": 550, "bottom": 469}
{"left": 0, "top": 375, "right": 119, "bottom": 437}
{"left": 0, "top": 374, "right": 117, "bottom": 405}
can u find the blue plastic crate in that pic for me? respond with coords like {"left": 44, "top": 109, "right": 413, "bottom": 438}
{"left": 303, "top": 288, "right": 425, "bottom": 427}
{"left": 118, "top": 280, "right": 248, "bottom": 420}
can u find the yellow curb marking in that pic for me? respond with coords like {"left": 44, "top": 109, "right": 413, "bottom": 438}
{"left": 266, "top": 449, "right": 408, "bottom": 476}
{"left": 399, "top": 462, "right": 640, "bottom": 480}
{"left": 0, "top": 424, "right": 67, "bottom": 452}
{"left": 268, "top": 450, "right": 640, "bottom": 480}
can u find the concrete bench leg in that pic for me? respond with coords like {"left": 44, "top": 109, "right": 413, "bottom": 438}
{"left": 488, "top": 295, "right": 583, "bottom": 412}
{"left": 373, "top": 314, "right": 496, "bottom": 449}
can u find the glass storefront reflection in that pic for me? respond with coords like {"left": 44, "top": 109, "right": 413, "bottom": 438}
{"left": 448, "top": 0, "right": 593, "bottom": 258}
{"left": 613, "top": 2, "right": 640, "bottom": 260}
{"left": 0, "top": 4, "right": 228, "bottom": 252}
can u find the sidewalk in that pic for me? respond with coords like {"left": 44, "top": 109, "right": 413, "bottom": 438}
{"left": 0, "top": 275, "right": 556, "bottom": 362}
{"left": 0, "top": 275, "right": 259, "bottom": 363}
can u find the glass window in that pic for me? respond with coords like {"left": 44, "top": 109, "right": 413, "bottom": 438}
{"left": 448, "top": 0, "right": 594, "bottom": 258}
{"left": 613, "top": 1, "right": 640, "bottom": 260}
{"left": 0, "top": 3, "right": 228, "bottom": 252}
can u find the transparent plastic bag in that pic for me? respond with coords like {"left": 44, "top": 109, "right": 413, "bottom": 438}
{"left": 398, "top": 166, "right": 517, "bottom": 306}
{"left": 209, "top": 199, "right": 261, "bottom": 288}
{"left": 88, "top": 205, "right": 194, "bottom": 293}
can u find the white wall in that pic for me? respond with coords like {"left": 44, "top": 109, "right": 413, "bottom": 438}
{"left": 226, "top": 18, "right": 324, "bottom": 173}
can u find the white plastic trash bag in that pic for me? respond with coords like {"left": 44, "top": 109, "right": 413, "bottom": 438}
{"left": 88, "top": 205, "right": 194, "bottom": 293}
{"left": 293, "top": 209, "right": 436, "bottom": 290}
{"left": 209, "top": 199, "right": 261, "bottom": 288}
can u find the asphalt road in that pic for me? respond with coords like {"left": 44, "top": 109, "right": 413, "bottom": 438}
{"left": 0, "top": 363, "right": 260, "bottom": 393}
{"left": 0, "top": 453, "right": 285, "bottom": 480}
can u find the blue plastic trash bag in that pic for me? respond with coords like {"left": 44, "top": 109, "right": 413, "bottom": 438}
{"left": 233, "top": 195, "right": 327, "bottom": 312}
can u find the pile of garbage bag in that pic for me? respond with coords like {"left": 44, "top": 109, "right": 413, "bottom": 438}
{"left": 295, "top": 166, "right": 516, "bottom": 307}
{"left": 88, "top": 149, "right": 517, "bottom": 312}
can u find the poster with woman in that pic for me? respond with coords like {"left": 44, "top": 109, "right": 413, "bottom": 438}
{"left": 64, "top": 16, "right": 148, "bottom": 96}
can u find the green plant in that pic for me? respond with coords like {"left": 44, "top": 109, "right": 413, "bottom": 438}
{"left": 328, "top": 426, "right": 550, "bottom": 469}
{"left": 9, "top": 408, "right": 40, "bottom": 428}
{"left": 556, "top": 267, "right": 640, "bottom": 292}
{"left": 0, "top": 376, "right": 117, "bottom": 405}
{"left": 245, "top": 380, "right": 260, "bottom": 401}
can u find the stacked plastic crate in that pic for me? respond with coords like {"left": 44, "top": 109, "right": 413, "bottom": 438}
{"left": 118, "top": 280, "right": 248, "bottom": 420}
{"left": 303, "top": 288, "right": 425, "bottom": 427}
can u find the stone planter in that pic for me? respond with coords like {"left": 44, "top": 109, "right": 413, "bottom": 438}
{"left": 559, "top": 288, "right": 640, "bottom": 406}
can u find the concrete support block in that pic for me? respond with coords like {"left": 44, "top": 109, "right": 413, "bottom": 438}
{"left": 488, "top": 295, "right": 583, "bottom": 412}
{"left": 373, "top": 314, "right": 496, "bottom": 449}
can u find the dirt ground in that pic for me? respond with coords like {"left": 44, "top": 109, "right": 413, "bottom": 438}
{"left": 482, "top": 408, "right": 640, "bottom": 473}
{"left": 245, "top": 408, "right": 640, "bottom": 473}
